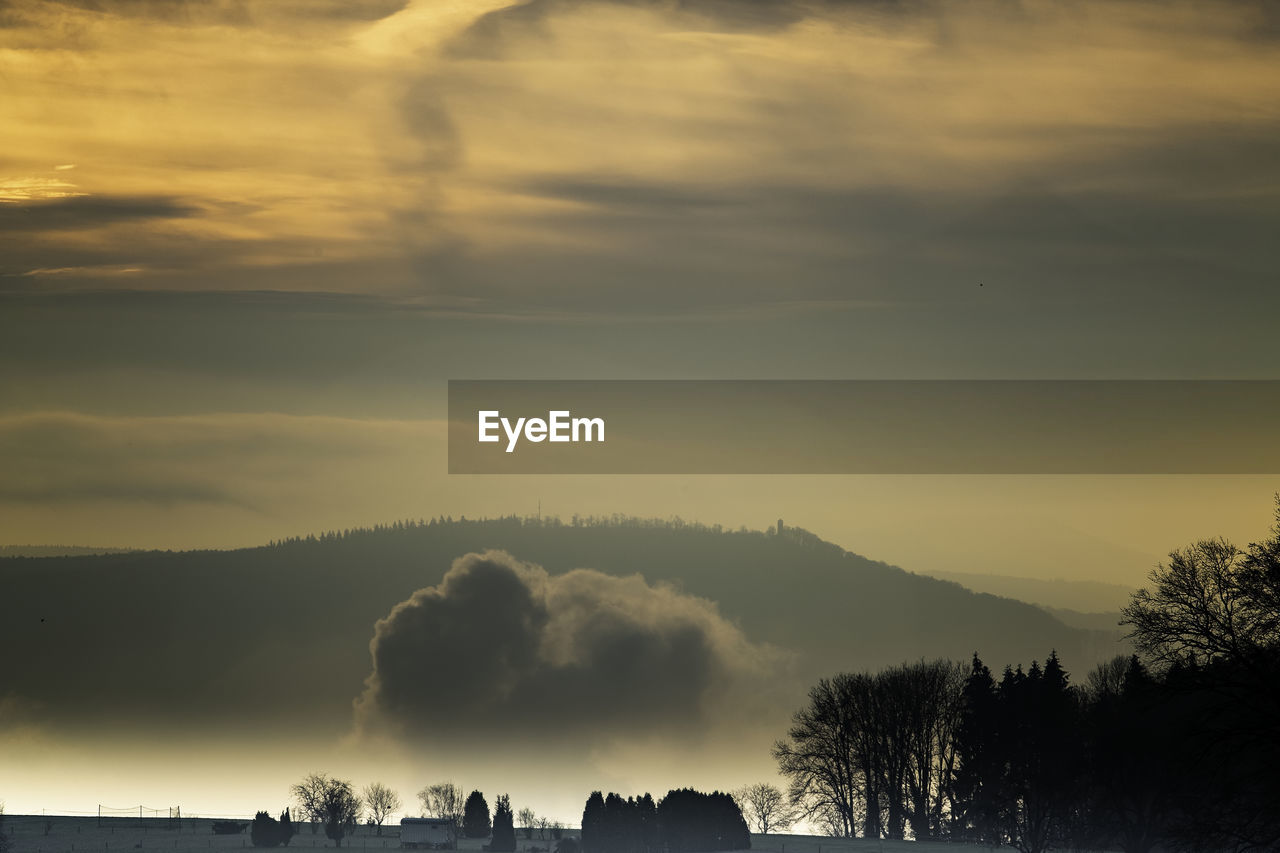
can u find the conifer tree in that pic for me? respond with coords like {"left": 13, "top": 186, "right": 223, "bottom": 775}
{"left": 463, "top": 791, "right": 491, "bottom": 839}
{"left": 491, "top": 795, "right": 516, "bottom": 853}
{"left": 581, "top": 792, "right": 605, "bottom": 853}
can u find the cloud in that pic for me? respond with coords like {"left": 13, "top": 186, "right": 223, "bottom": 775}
{"left": 355, "top": 550, "right": 774, "bottom": 744}
{"left": 3, "top": 0, "right": 1279, "bottom": 313}
{"left": 0, "top": 195, "right": 195, "bottom": 231}
{"left": 444, "top": 0, "right": 893, "bottom": 58}
{"left": 26, "top": 0, "right": 410, "bottom": 27}
{"left": 0, "top": 411, "right": 441, "bottom": 510}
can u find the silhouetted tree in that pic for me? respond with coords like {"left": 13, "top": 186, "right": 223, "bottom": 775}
{"left": 319, "top": 779, "right": 360, "bottom": 848}
{"left": 900, "top": 659, "right": 966, "bottom": 840}
{"left": 581, "top": 792, "right": 606, "bottom": 853}
{"left": 735, "top": 784, "right": 798, "bottom": 834}
{"left": 637, "top": 794, "right": 657, "bottom": 853}
{"left": 1123, "top": 538, "right": 1269, "bottom": 667}
{"left": 1083, "top": 653, "right": 1130, "bottom": 702}
{"left": 251, "top": 809, "right": 296, "bottom": 848}
{"left": 655, "top": 789, "right": 749, "bottom": 853}
{"left": 362, "top": 783, "right": 400, "bottom": 836}
{"left": 775, "top": 660, "right": 964, "bottom": 841}
{"left": 1156, "top": 655, "right": 1280, "bottom": 852}
{"left": 253, "top": 812, "right": 281, "bottom": 847}
{"left": 772, "top": 676, "right": 861, "bottom": 838}
{"left": 1118, "top": 501, "right": 1280, "bottom": 851}
{"left": 418, "top": 781, "right": 464, "bottom": 843}
{"left": 952, "top": 653, "right": 1086, "bottom": 853}
{"left": 292, "top": 772, "right": 333, "bottom": 834}
{"left": 953, "top": 655, "right": 1001, "bottom": 844}
{"left": 517, "top": 808, "right": 535, "bottom": 840}
{"left": 1082, "top": 656, "right": 1175, "bottom": 853}
{"left": 1008, "top": 653, "right": 1086, "bottom": 853}
{"left": 491, "top": 795, "right": 516, "bottom": 853}
{"left": 463, "top": 790, "right": 491, "bottom": 839}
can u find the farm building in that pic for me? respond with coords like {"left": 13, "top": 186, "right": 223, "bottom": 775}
{"left": 400, "top": 817, "right": 455, "bottom": 849}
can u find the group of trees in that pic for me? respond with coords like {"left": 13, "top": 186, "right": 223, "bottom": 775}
{"left": 952, "top": 651, "right": 1088, "bottom": 851}
{"left": 1113, "top": 504, "right": 1280, "bottom": 852}
{"left": 773, "top": 659, "right": 965, "bottom": 841}
{"left": 265, "top": 513, "right": 758, "bottom": 550}
{"left": 417, "top": 784, "right": 537, "bottom": 850}
{"left": 250, "top": 810, "right": 296, "bottom": 848}
{"left": 581, "top": 789, "right": 749, "bottom": 853}
{"left": 581, "top": 792, "right": 657, "bottom": 853}
{"left": 775, "top": 499, "right": 1280, "bottom": 852}
{"left": 288, "top": 774, "right": 402, "bottom": 847}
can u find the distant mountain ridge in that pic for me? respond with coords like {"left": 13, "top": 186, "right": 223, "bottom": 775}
{"left": 1, "top": 516, "right": 1125, "bottom": 734}
{"left": 0, "top": 544, "right": 138, "bottom": 558}
{"left": 918, "top": 569, "right": 1137, "bottom": 614}
{"left": 1039, "top": 606, "right": 1126, "bottom": 634}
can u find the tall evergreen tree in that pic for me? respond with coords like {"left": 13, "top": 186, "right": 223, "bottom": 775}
{"left": 954, "top": 654, "right": 1001, "bottom": 844}
{"left": 603, "top": 793, "right": 627, "bottom": 853}
{"left": 491, "top": 795, "right": 516, "bottom": 853}
{"left": 637, "top": 794, "right": 658, "bottom": 853}
{"left": 279, "top": 809, "right": 293, "bottom": 847}
{"left": 581, "top": 792, "right": 606, "bottom": 853}
{"left": 463, "top": 791, "right": 491, "bottom": 839}
{"left": 999, "top": 652, "right": 1084, "bottom": 853}
{"left": 955, "top": 652, "right": 1086, "bottom": 853}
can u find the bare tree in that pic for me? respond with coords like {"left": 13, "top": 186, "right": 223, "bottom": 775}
{"left": 517, "top": 807, "right": 536, "bottom": 839}
{"left": 1084, "top": 654, "right": 1133, "bottom": 702}
{"left": 419, "top": 781, "right": 465, "bottom": 842}
{"left": 293, "top": 773, "right": 361, "bottom": 847}
{"left": 1122, "top": 537, "right": 1278, "bottom": 668}
{"left": 775, "top": 661, "right": 965, "bottom": 841}
{"left": 293, "top": 771, "right": 332, "bottom": 832}
{"left": 773, "top": 675, "right": 863, "bottom": 838}
{"left": 363, "top": 782, "right": 402, "bottom": 836}
{"left": 735, "top": 783, "right": 800, "bottom": 834}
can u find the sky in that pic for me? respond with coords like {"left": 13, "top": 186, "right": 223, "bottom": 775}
{"left": 2, "top": 0, "right": 1280, "bottom": 824}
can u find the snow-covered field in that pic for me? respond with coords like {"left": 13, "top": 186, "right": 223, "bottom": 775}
{"left": 3, "top": 815, "right": 422, "bottom": 853}
{"left": 751, "top": 833, "right": 1002, "bottom": 853}
{"left": 3, "top": 818, "right": 1002, "bottom": 853}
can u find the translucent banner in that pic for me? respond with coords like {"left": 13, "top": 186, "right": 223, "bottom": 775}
{"left": 448, "top": 380, "right": 1280, "bottom": 474}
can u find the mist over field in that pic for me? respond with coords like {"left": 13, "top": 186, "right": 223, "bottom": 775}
{"left": 0, "top": 517, "right": 1124, "bottom": 818}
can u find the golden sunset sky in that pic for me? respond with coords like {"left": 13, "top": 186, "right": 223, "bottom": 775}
{"left": 3, "top": 0, "right": 1277, "bottom": 564}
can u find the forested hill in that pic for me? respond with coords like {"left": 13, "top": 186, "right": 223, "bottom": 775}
{"left": 2, "top": 516, "right": 1123, "bottom": 732}
{"left": 0, "top": 544, "right": 137, "bottom": 558}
